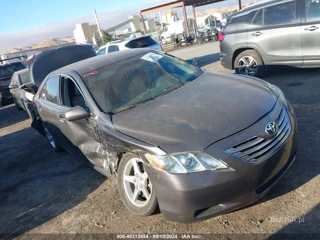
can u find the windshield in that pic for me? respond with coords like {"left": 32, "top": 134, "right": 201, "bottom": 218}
{"left": 0, "top": 62, "right": 25, "bottom": 78}
{"left": 82, "top": 52, "right": 203, "bottom": 113}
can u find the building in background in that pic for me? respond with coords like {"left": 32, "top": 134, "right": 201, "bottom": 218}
{"left": 162, "top": 11, "right": 178, "bottom": 24}
{"left": 129, "top": 15, "right": 143, "bottom": 32}
{"left": 73, "top": 23, "right": 99, "bottom": 45}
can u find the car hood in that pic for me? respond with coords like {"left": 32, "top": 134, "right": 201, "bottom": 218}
{"left": 113, "top": 72, "right": 277, "bottom": 154}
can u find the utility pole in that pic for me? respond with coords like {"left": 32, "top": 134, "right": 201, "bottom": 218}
{"left": 94, "top": 9, "right": 104, "bottom": 45}
{"left": 238, "top": 0, "right": 242, "bottom": 10}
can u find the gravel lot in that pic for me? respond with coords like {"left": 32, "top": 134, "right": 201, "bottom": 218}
{"left": 0, "top": 42, "right": 319, "bottom": 239}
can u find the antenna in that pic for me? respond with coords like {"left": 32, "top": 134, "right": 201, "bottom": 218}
{"left": 94, "top": 9, "right": 104, "bottom": 45}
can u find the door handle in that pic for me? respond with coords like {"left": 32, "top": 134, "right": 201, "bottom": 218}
{"left": 38, "top": 104, "right": 42, "bottom": 111}
{"left": 304, "top": 26, "right": 319, "bottom": 31}
{"left": 59, "top": 114, "right": 66, "bottom": 122}
{"left": 252, "top": 31, "right": 263, "bottom": 36}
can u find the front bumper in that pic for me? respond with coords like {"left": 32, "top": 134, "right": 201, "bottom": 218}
{"left": 146, "top": 102, "right": 298, "bottom": 223}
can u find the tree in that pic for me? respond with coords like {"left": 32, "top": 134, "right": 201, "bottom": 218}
{"left": 102, "top": 30, "right": 113, "bottom": 43}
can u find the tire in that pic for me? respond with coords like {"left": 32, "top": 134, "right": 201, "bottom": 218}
{"left": 42, "top": 123, "right": 62, "bottom": 152}
{"left": 117, "top": 153, "right": 158, "bottom": 216}
{"left": 161, "top": 38, "right": 166, "bottom": 45}
{"left": 1, "top": 98, "right": 6, "bottom": 106}
{"left": 234, "top": 50, "right": 265, "bottom": 78}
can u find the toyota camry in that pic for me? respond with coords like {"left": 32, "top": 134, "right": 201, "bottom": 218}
{"left": 31, "top": 48, "right": 297, "bottom": 223}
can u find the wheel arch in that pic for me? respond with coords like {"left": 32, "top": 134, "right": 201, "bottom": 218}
{"left": 232, "top": 47, "right": 264, "bottom": 69}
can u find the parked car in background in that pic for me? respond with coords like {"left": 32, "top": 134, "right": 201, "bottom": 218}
{"left": 0, "top": 60, "right": 26, "bottom": 106}
{"left": 9, "top": 68, "right": 31, "bottom": 111}
{"left": 30, "top": 48, "right": 297, "bottom": 223}
{"left": 220, "top": 0, "right": 320, "bottom": 77}
{"left": 20, "top": 44, "right": 96, "bottom": 119}
{"left": 96, "top": 36, "right": 162, "bottom": 55}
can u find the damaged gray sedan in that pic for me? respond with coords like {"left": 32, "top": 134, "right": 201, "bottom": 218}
{"left": 32, "top": 49, "right": 297, "bottom": 223}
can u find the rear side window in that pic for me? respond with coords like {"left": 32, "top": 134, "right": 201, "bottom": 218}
{"left": 108, "top": 45, "right": 119, "bottom": 53}
{"left": 252, "top": 9, "right": 263, "bottom": 25}
{"left": 264, "top": 1, "right": 296, "bottom": 25}
{"left": 125, "top": 37, "right": 157, "bottom": 48}
{"left": 306, "top": 0, "right": 320, "bottom": 22}
{"left": 229, "top": 11, "right": 257, "bottom": 24}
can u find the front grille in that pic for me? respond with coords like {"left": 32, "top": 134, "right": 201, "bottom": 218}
{"left": 224, "top": 107, "right": 291, "bottom": 164}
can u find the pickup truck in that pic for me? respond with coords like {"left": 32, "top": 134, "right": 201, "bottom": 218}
{"left": 20, "top": 45, "right": 96, "bottom": 119}
{"left": 0, "top": 58, "right": 26, "bottom": 106}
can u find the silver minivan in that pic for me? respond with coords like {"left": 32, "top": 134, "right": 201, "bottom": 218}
{"left": 220, "top": 0, "right": 320, "bottom": 77}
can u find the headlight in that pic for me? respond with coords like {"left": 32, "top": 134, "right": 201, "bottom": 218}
{"left": 270, "top": 84, "right": 286, "bottom": 103}
{"left": 145, "top": 152, "right": 229, "bottom": 174}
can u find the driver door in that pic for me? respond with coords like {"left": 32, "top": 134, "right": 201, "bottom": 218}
{"left": 55, "top": 75, "right": 102, "bottom": 168}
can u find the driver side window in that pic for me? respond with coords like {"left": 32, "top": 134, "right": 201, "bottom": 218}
{"left": 40, "top": 75, "right": 59, "bottom": 104}
{"left": 61, "top": 77, "right": 88, "bottom": 110}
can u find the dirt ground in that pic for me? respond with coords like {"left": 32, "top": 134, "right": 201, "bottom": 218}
{"left": 0, "top": 42, "right": 319, "bottom": 239}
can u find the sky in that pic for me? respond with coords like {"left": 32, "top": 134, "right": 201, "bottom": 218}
{"left": 0, "top": 0, "right": 249, "bottom": 53}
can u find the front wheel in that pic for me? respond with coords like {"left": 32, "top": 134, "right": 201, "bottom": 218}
{"left": 234, "top": 50, "right": 265, "bottom": 78}
{"left": 117, "top": 153, "right": 158, "bottom": 216}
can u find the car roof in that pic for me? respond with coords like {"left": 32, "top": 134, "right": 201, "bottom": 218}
{"left": 98, "top": 36, "right": 152, "bottom": 49}
{"left": 232, "top": 0, "right": 284, "bottom": 16}
{"left": 54, "top": 48, "right": 152, "bottom": 76}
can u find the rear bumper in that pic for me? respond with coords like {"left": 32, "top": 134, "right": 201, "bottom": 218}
{"left": 146, "top": 103, "right": 298, "bottom": 223}
{"left": 220, "top": 55, "right": 233, "bottom": 70}
{"left": 219, "top": 41, "right": 233, "bottom": 70}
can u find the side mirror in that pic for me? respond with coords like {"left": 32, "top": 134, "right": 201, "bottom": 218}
{"left": 9, "top": 84, "right": 18, "bottom": 89}
{"left": 65, "top": 106, "right": 90, "bottom": 121}
{"left": 185, "top": 58, "right": 198, "bottom": 67}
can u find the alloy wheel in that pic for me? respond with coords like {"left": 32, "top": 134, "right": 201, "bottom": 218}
{"left": 123, "top": 158, "right": 152, "bottom": 207}
{"left": 238, "top": 56, "right": 258, "bottom": 76}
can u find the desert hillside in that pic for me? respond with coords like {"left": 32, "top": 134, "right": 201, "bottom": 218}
{"left": 4, "top": 36, "right": 75, "bottom": 54}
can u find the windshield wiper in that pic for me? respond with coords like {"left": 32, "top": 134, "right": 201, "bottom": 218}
{"left": 111, "top": 98, "right": 155, "bottom": 114}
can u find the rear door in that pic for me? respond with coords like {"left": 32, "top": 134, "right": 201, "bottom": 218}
{"left": 35, "top": 75, "right": 66, "bottom": 143}
{"left": 9, "top": 73, "right": 22, "bottom": 107}
{"left": 246, "top": 0, "right": 303, "bottom": 67}
{"left": 301, "top": 0, "right": 320, "bottom": 67}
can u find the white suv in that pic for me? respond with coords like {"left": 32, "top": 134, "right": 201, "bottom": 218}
{"left": 96, "top": 36, "right": 162, "bottom": 55}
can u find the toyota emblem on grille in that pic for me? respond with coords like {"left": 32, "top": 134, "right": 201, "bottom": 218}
{"left": 265, "top": 122, "right": 278, "bottom": 135}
